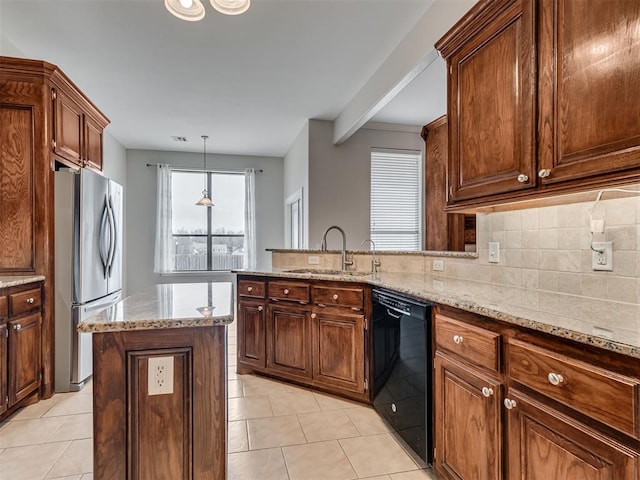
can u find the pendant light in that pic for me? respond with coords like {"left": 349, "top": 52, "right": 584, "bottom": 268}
{"left": 196, "top": 135, "right": 214, "bottom": 207}
{"left": 165, "top": 0, "right": 206, "bottom": 21}
{"left": 210, "top": 0, "right": 250, "bottom": 16}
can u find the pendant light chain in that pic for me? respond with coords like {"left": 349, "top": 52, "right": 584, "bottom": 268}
{"left": 196, "top": 135, "right": 214, "bottom": 207}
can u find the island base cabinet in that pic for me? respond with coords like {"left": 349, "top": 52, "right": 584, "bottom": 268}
{"left": 267, "top": 304, "right": 312, "bottom": 381}
{"left": 237, "top": 300, "right": 266, "bottom": 369}
{"left": 92, "top": 326, "right": 226, "bottom": 480}
{"left": 506, "top": 389, "right": 640, "bottom": 480}
{"left": 434, "top": 352, "right": 503, "bottom": 480}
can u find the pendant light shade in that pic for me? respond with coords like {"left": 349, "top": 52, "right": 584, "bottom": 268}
{"left": 196, "top": 135, "right": 214, "bottom": 207}
{"left": 210, "top": 0, "right": 250, "bottom": 15}
{"left": 165, "top": 0, "right": 206, "bottom": 21}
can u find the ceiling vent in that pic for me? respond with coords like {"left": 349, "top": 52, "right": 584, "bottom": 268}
{"left": 171, "top": 136, "right": 188, "bottom": 142}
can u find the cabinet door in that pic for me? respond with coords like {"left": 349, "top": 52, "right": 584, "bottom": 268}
{"left": 0, "top": 322, "right": 7, "bottom": 415}
{"left": 506, "top": 389, "right": 640, "bottom": 480}
{"left": 446, "top": 0, "right": 536, "bottom": 202}
{"left": 237, "top": 300, "right": 266, "bottom": 368}
{"left": 53, "top": 88, "right": 84, "bottom": 167}
{"left": 312, "top": 310, "right": 365, "bottom": 394}
{"left": 84, "top": 115, "right": 104, "bottom": 171}
{"left": 267, "top": 304, "right": 312, "bottom": 381}
{"left": 538, "top": 0, "right": 640, "bottom": 185}
{"left": 8, "top": 313, "right": 41, "bottom": 406}
{"left": 434, "top": 352, "right": 502, "bottom": 480}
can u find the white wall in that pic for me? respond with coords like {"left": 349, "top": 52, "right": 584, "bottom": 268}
{"left": 307, "top": 119, "right": 424, "bottom": 250}
{"left": 125, "top": 149, "right": 284, "bottom": 294}
{"left": 283, "top": 122, "right": 309, "bottom": 247}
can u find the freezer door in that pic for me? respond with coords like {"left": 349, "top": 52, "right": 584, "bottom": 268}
{"left": 75, "top": 169, "right": 110, "bottom": 304}
{"left": 107, "top": 179, "right": 123, "bottom": 294}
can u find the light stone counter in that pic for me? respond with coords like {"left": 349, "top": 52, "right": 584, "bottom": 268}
{"left": 239, "top": 269, "right": 640, "bottom": 359}
{"left": 78, "top": 282, "right": 234, "bottom": 333}
{"left": 267, "top": 248, "right": 478, "bottom": 258}
{"left": 0, "top": 275, "right": 45, "bottom": 288}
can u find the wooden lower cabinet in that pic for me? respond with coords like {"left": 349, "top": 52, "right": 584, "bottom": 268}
{"left": 8, "top": 312, "right": 41, "bottom": 406}
{"left": 237, "top": 300, "right": 266, "bottom": 368}
{"left": 434, "top": 351, "right": 503, "bottom": 480}
{"left": 312, "top": 309, "right": 365, "bottom": 394}
{"left": 267, "top": 303, "right": 312, "bottom": 381}
{"left": 506, "top": 389, "right": 640, "bottom": 480}
{"left": 0, "top": 322, "right": 6, "bottom": 416}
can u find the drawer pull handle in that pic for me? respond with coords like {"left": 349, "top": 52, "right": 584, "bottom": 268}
{"left": 247, "top": 286, "right": 253, "bottom": 292}
{"left": 481, "top": 387, "right": 494, "bottom": 397}
{"left": 311, "top": 313, "right": 316, "bottom": 319}
{"left": 257, "top": 306, "right": 263, "bottom": 312}
{"left": 26, "top": 297, "right": 35, "bottom": 304}
{"left": 283, "top": 289, "right": 290, "bottom": 295}
{"left": 453, "top": 335, "right": 464, "bottom": 344}
{"left": 14, "top": 324, "right": 22, "bottom": 331}
{"left": 548, "top": 372, "right": 564, "bottom": 386}
{"left": 504, "top": 398, "right": 517, "bottom": 410}
{"left": 517, "top": 173, "right": 529, "bottom": 183}
{"left": 332, "top": 294, "right": 339, "bottom": 300}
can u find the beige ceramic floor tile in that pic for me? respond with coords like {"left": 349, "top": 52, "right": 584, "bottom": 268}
{"left": 344, "top": 407, "right": 393, "bottom": 435}
{"left": 228, "top": 420, "right": 249, "bottom": 453}
{"left": 45, "top": 438, "right": 93, "bottom": 478}
{"left": 228, "top": 395, "right": 273, "bottom": 421}
{"left": 228, "top": 379, "right": 244, "bottom": 399}
{"left": 269, "top": 390, "right": 321, "bottom": 416}
{"left": 243, "top": 376, "right": 289, "bottom": 396}
{"left": 47, "top": 413, "right": 93, "bottom": 442}
{"left": 228, "top": 369, "right": 240, "bottom": 380}
{"left": 282, "top": 440, "right": 357, "bottom": 480}
{"left": 46, "top": 476, "right": 82, "bottom": 480}
{"left": 360, "top": 476, "right": 392, "bottom": 480}
{"left": 0, "top": 416, "right": 67, "bottom": 448}
{"left": 0, "top": 441, "right": 70, "bottom": 480}
{"left": 228, "top": 447, "right": 289, "bottom": 480}
{"left": 390, "top": 469, "right": 438, "bottom": 480}
{"left": 340, "top": 433, "right": 418, "bottom": 477}
{"left": 297, "top": 410, "right": 360, "bottom": 442}
{"left": 80, "top": 474, "right": 93, "bottom": 480}
{"left": 312, "top": 391, "right": 362, "bottom": 411}
{"left": 43, "top": 395, "right": 93, "bottom": 418}
{"left": 247, "top": 415, "right": 306, "bottom": 450}
{"left": 6, "top": 396, "right": 59, "bottom": 421}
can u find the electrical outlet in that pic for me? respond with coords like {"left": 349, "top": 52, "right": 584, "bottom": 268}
{"left": 433, "top": 259, "right": 444, "bottom": 271}
{"left": 148, "top": 356, "right": 174, "bottom": 396}
{"left": 488, "top": 242, "right": 500, "bottom": 263}
{"left": 308, "top": 255, "right": 320, "bottom": 265}
{"left": 592, "top": 241, "right": 613, "bottom": 271}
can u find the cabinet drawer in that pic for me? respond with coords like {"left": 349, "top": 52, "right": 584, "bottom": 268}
{"left": 435, "top": 314, "right": 501, "bottom": 372}
{"left": 268, "top": 281, "right": 310, "bottom": 303}
{"left": 9, "top": 288, "right": 42, "bottom": 317}
{"left": 312, "top": 286, "right": 363, "bottom": 309}
{"left": 0, "top": 296, "right": 7, "bottom": 319}
{"left": 238, "top": 280, "right": 266, "bottom": 299}
{"left": 508, "top": 338, "right": 640, "bottom": 438}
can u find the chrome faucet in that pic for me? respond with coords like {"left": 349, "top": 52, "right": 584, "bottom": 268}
{"left": 360, "top": 239, "right": 381, "bottom": 274}
{"left": 321, "top": 225, "right": 353, "bottom": 271}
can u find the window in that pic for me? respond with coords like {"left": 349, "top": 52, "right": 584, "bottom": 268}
{"left": 171, "top": 171, "right": 245, "bottom": 271}
{"left": 370, "top": 150, "right": 422, "bottom": 250}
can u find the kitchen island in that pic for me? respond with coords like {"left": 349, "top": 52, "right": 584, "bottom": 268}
{"left": 79, "top": 282, "right": 233, "bottom": 480}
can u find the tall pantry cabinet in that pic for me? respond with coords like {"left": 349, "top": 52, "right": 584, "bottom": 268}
{"left": 0, "top": 56, "right": 109, "bottom": 406}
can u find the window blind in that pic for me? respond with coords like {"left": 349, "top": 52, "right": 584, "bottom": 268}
{"left": 370, "top": 150, "right": 422, "bottom": 250}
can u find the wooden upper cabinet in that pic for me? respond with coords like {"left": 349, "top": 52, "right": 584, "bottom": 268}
{"left": 84, "top": 115, "right": 104, "bottom": 172}
{"left": 436, "top": 0, "right": 536, "bottom": 202}
{"left": 538, "top": 0, "right": 640, "bottom": 185}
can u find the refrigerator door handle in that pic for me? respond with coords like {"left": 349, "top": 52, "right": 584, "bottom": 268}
{"left": 98, "top": 196, "right": 110, "bottom": 279}
{"left": 106, "top": 195, "right": 117, "bottom": 277}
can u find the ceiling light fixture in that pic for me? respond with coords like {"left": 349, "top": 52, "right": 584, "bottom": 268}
{"left": 196, "top": 135, "right": 214, "bottom": 207}
{"left": 165, "top": 0, "right": 249, "bottom": 20}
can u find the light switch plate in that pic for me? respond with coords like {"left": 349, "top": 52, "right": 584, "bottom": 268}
{"left": 148, "top": 356, "right": 174, "bottom": 396}
{"left": 488, "top": 242, "right": 500, "bottom": 263}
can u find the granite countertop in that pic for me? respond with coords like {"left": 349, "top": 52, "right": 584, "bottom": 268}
{"left": 78, "top": 282, "right": 234, "bottom": 333}
{"left": 0, "top": 275, "right": 45, "bottom": 288}
{"left": 267, "top": 248, "right": 478, "bottom": 258}
{"left": 239, "top": 269, "right": 640, "bottom": 359}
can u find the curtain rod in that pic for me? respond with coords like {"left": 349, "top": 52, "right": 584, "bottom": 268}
{"left": 145, "top": 163, "right": 263, "bottom": 173}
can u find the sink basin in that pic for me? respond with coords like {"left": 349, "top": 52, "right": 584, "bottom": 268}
{"left": 284, "top": 268, "right": 371, "bottom": 276}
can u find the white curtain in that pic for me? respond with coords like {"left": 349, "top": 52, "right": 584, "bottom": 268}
{"left": 154, "top": 164, "right": 173, "bottom": 274}
{"left": 243, "top": 168, "right": 257, "bottom": 271}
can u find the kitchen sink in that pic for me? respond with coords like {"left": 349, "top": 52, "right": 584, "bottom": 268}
{"left": 284, "top": 268, "right": 371, "bottom": 276}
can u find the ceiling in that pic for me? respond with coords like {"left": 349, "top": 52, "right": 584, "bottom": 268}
{"left": 0, "top": 0, "right": 447, "bottom": 157}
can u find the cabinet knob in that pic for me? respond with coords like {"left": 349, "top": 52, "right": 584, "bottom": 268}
{"left": 481, "top": 387, "right": 494, "bottom": 397}
{"left": 257, "top": 306, "right": 263, "bottom": 312}
{"left": 504, "top": 398, "right": 517, "bottom": 410}
{"left": 547, "top": 372, "right": 564, "bottom": 386}
{"left": 311, "top": 313, "right": 316, "bottom": 319}
{"left": 538, "top": 168, "right": 551, "bottom": 178}
{"left": 247, "top": 286, "right": 253, "bottom": 292}
{"left": 26, "top": 297, "right": 34, "bottom": 304}
{"left": 517, "top": 174, "right": 529, "bottom": 183}
{"left": 453, "top": 335, "right": 464, "bottom": 344}
{"left": 332, "top": 294, "right": 339, "bottom": 300}
{"left": 14, "top": 324, "right": 21, "bottom": 331}
{"left": 283, "top": 289, "right": 290, "bottom": 295}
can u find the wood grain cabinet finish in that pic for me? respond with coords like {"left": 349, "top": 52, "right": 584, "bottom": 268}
{"left": 267, "top": 303, "right": 313, "bottom": 381}
{"left": 312, "top": 285, "right": 363, "bottom": 309}
{"left": 434, "top": 351, "right": 503, "bottom": 480}
{"left": 238, "top": 279, "right": 266, "bottom": 299}
{"left": 268, "top": 281, "right": 310, "bottom": 303}
{"left": 0, "top": 321, "right": 7, "bottom": 416}
{"left": 436, "top": 0, "right": 537, "bottom": 202}
{"left": 538, "top": 0, "right": 640, "bottom": 186}
{"left": 84, "top": 115, "right": 104, "bottom": 172}
{"left": 237, "top": 300, "right": 266, "bottom": 368}
{"left": 8, "top": 312, "right": 41, "bottom": 407}
{"left": 506, "top": 389, "right": 640, "bottom": 480}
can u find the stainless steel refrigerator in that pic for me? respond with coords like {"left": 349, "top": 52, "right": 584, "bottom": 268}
{"left": 54, "top": 168, "right": 123, "bottom": 392}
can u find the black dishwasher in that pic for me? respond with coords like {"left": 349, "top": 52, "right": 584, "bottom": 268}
{"left": 372, "top": 289, "right": 432, "bottom": 465}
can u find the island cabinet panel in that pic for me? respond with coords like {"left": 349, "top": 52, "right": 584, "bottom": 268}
{"left": 312, "top": 310, "right": 365, "bottom": 393}
{"left": 0, "top": 322, "right": 7, "bottom": 416}
{"left": 237, "top": 300, "right": 266, "bottom": 368}
{"left": 434, "top": 351, "right": 503, "bottom": 480}
{"left": 128, "top": 349, "right": 192, "bottom": 480}
{"left": 93, "top": 327, "right": 226, "bottom": 480}
{"left": 538, "top": 0, "right": 640, "bottom": 186}
{"left": 267, "top": 304, "right": 312, "bottom": 381}
{"left": 506, "top": 389, "right": 640, "bottom": 480}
